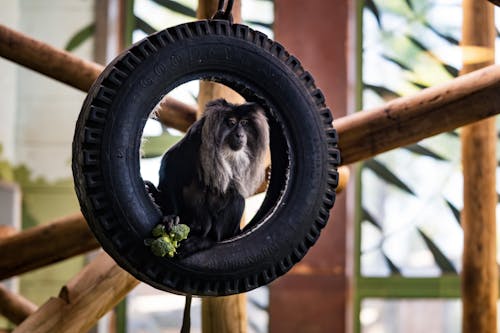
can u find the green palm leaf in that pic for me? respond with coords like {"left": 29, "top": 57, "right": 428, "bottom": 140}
{"left": 362, "top": 208, "right": 383, "bottom": 230}
{"left": 364, "top": 84, "right": 401, "bottom": 100}
{"left": 135, "top": 16, "right": 157, "bottom": 34}
{"left": 65, "top": 23, "right": 95, "bottom": 51}
{"left": 150, "top": 0, "right": 196, "bottom": 17}
{"left": 424, "top": 22, "right": 459, "bottom": 45}
{"left": 445, "top": 199, "right": 461, "bottom": 226}
{"left": 381, "top": 54, "right": 412, "bottom": 71}
{"left": 403, "top": 144, "right": 447, "bottom": 161}
{"left": 364, "top": 159, "right": 415, "bottom": 195}
{"left": 404, "top": 0, "right": 413, "bottom": 10}
{"left": 365, "top": 0, "right": 382, "bottom": 28}
{"left": 417, "top": 228, "right": 457, "bottom": 274}
{"left": 383, "top": 253, "right": 401, "bottom": 275}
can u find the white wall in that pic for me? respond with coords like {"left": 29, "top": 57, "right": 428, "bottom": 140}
{"left": 0, "top": 0, "right": 94, "bottom": 181}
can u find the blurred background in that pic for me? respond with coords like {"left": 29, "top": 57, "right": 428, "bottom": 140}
{"left": 0, "top": 0, "right": 499, "bottom": 332}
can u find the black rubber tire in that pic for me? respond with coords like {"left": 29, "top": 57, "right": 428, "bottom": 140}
{"left": 72, "top": 20, "right": 340, "bottom": 296}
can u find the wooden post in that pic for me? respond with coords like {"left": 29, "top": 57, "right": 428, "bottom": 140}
{"left": 0, "top": 224, "right": 36, "bottom": 326}
{"left": 0, "top": 213, "right": 99, "bottom": 280}
{"left": 0, "top": 285, "right": 36, "bottom": 325}
{"left": 196, "top": 1, "right": 247, "bottom": 333}
{"left": 335, "top": 64, "right": 500, "bottom": 165}
{"left": 460, "top": 2, "right": 497, "bottom": 333}
{"left": 12, "top": 252, "right": 138, "bottom": 333}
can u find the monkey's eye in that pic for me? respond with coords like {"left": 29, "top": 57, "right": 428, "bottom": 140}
{"left": 227, "top": 117, "right": 237, "bottom": 126}
{"left": 240, "top": 119, "right": 248, "bottom": 127}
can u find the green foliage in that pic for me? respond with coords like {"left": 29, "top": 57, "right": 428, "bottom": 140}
{"left": 403, "top": 144, "right": 447, "bottom": 161}
{"left": 417, "top": 228, "right": 457, "bottom": 274}
{"left": 360, "top": 0, "right": 475, "bottom": 277}
{"left": 65, "top": 23, "right": 95, "bottom": 51}
{"left": 150, "top": 0, "right": 196, "bottom": 17}
{"left": 364, "top": 159, "right": 415, "bottom": 196}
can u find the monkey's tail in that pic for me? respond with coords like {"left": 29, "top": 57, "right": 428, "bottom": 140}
{"left": 180, "top": 294, "right": 192, "bottom": 333}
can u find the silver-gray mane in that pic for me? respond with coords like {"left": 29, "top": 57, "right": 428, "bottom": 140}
{"left": 199, "top": 99, "right": 269, "bottom": 198}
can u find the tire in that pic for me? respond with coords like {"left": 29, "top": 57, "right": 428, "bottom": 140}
{"left": 72, "top": 20, "right": 340, "bottom": 296}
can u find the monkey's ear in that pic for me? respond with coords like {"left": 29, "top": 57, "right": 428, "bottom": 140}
{"left": 246, "top": 102, "right": 265, "bottom": 116}
{"left": 205, "top": 98, "right": 230, "bottom": 111}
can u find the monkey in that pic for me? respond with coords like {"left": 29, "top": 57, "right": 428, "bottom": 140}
{"left": 145, "top": 98, "right": 269, "bottom": 333}
{"left": 147, "top": 98, "right": 269, "bottom": 254}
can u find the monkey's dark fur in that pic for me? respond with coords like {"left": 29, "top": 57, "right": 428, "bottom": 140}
{"left": 147, "top": 98, "right": 269, "bottom": 256}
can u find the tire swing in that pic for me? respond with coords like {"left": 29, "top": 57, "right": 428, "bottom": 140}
{"left": 72, "top": 1, "right": 340, "bottom": 297}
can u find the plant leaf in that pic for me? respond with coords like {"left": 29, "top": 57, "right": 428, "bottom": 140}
{"left": 407, "top": 35, "right": 459, "bottom": 78}
{"left": 381, "top": 54, "right": 412, "bottom": 71}
{"left": 364, "top": 83, "right": 401, "bottom": 100}
{"left": 65, "top": 23, "right": 95, "bottom": 51}
{"left": 407, "top": 35, "right": 428, "bottom": 52}
{"left": 364, "top": 159, "right": 415, "bottom": 195}
{"left": 403, "top": 144, "right": 447, "bottom": 161}
{"left": 383, "top": 252, "right": 401, "bottom": 275}
{"left": 135, "top": 16, "right": 157, "bottom": 35}
{"left": 405, "top": 0, "right": 413, "bottom": 10}
{"left": 417, "top": 228, "right": 457, "bottom": 274}
{"left": 423, "top": 21, "right": 459, "bottom": 45}
{"left": 150, "top": 0, "right": 196, "bottom": 17}
{"left": 442, "top": 64, "right": 459, "bottom": 78}
{"left": 365, "top": 0, "right": 382, "bottom": 28}
{"left": 409, "top": 81, "right": 430, "bottom": 89}
{"left": 362, "top": 208, "right": 383, "bottom": 230}
{"left": 445, "top": 199, "right": 461, "bottom": 226}
{"left": 248, "top": 297, "right": 268, "bottom": 311}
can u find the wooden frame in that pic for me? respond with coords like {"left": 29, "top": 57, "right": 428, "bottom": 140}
{"left": 0, "top": 17, "right": 498, "bottom": 331}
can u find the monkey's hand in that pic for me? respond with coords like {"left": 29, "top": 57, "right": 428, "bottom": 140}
{"left": 144, "top": 180, "right": 163, "bottom": 212}
{"left": 161, "top": 214, "right": 180, "bottom": 232}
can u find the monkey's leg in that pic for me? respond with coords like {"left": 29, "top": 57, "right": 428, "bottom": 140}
{"left": 211, "top": 194, "right": 245, "bottom": 242}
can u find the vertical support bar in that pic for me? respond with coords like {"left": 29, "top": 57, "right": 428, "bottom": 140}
{"left": 196, "top": 2, "right": 247, "bottom": 333}
{"left": 460, "top": 2, "right": 497, "bottom": 333}
{"left": 271, "top": 0, "right": 354, "bottom": 332}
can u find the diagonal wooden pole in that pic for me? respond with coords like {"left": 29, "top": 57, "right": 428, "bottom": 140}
{"left": 0, "top": 24, "right": 197, "bottom": 132}
{"left": 460, "top": 1, "right": 497, "bottom": 332}
{"left": 0, "top": 213, "right": 98, "bottom": 280}
{"left": 0, "top": 226, "right": 36, "bottom": 326}
{"left": 12, "top": 252, "right": 138, "bottom": 333}
{"left": 0, "top": 285, "right": 36, "bottom": 325}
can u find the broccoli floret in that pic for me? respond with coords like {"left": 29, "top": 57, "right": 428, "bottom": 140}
{"left": 146, "top": 222, "right": 190, "bottom": 257}
{"left": 152, "top": 224, "right": 167, "bottom": 237}
{"left": 150, "top": 236, "right": 176, "bottom": 257}
{"left": 170, "top": 224, "right": 190, "bottom": 242}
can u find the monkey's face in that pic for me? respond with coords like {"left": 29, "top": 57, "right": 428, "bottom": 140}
{"left": 224, "top": 116, "right": 249, "bottom": 151}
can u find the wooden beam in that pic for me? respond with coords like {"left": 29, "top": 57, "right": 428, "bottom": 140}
{"left": 336, "top": 64, "right": 500, "bottom": 165}
{"left": 0, "top": 24, "right": 197, "bottom": 132}
{"left": 1, "top": 23, "right": 500, "bottom": 166}
{"left": 196, "top": 2, "right": 247, "bottom": 333}
{"left": 461, "top": 2, "right": 497, "bottom": 333}
{"left": 0, "top": 213, "right": 99, "bottom": 280}
{"left": 12, "top": 252, "right": 138, "bottom": 333}
{"left": 0, "top": 224, "right": 36, "bottom": 326}
{"left": 0, "top": 285, "right": 36, "bottom": 325}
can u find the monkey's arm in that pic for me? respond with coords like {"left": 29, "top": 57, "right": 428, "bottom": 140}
{"left": 157, "top": 120, "right": 204, "bottom": 216}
